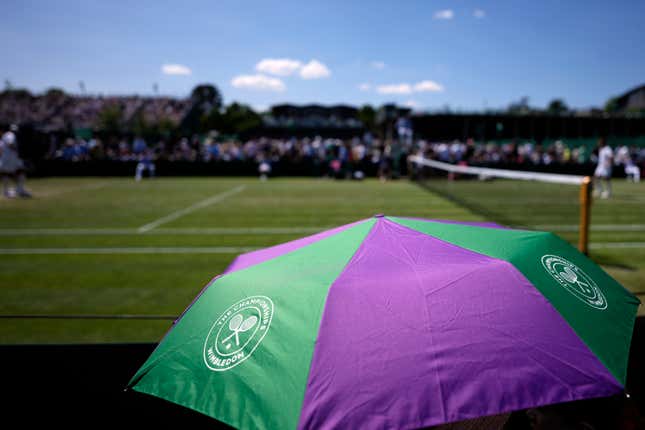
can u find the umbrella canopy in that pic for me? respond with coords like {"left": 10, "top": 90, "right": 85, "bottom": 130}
{"left": 128, "top": 215, "right": 639, "bottom": 429}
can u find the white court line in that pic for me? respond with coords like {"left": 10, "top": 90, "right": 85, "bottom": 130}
{"left": 533, "top": 224, "right": 645, "bottom": 232}
{"left": 1, "top": 224, "right": 644, "bottom": 236}
{"left": 137, "top": 185, "right": 246, "bottom": 233}
{"left": 153, "top": 227, "right": 325, "bottom": 234}
{"left": 2, "top": 242, "right": 644, "bottom": 254}
{"left": 0, "top": 227, "right": 327, "bottom": 236}
{"left": 0, "top": 247, "right": 258, "bottom": 255}
{"left": 589, "top": 242, "right": 645, "bottom": 249}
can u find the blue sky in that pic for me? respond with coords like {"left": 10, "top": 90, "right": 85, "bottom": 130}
{"left": 1, "top": 0, "right": 644, "bottom": 111}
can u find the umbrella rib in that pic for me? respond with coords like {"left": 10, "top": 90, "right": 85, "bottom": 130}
{"left": 481, "top": 322, "right": 620, "bottom": 387}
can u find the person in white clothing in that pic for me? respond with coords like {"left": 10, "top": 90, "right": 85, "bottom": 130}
{"left": 135, "top": 148, "right": 156, "bottom": 181}
{"left": 618, "top": 146, "right": 641, "bottom": 183}
{"left": 0, "top": 125, "right": 31, "bottom": 198}
{"left": 593, "top": 137, "right": 613, "bottom": 199}
{"left": 258, "top": 158, "right": 271, "bottom": 181}
{"left": 625, "top": 158, "right": 641, "bottom": 182}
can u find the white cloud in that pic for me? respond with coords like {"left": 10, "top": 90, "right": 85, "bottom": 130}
{"left": 299, "top": 60, "right": 331, "bottom": 79}
{"left": 231, "top": 74, "right": 286, "bottom": 92}
{"left": 255, "top": 58, "right": 302, "bottom": 76}
{"left": 370, "top": 61, "right": 386, "bottom": 70}
{"left": 404, "top": 100, "right": 419, "bottom": 108}
{"left": 377, "top": 83, "right": 413, "bottom": 95}
{"left": 358, "top": 83, "right": 371, "bottom": 91}
{"left": 473, "top": 9, "right": 486, "bottom": 19}
{"left": 376, "top": 80, "right": 444, "bottom": 95}
{"left": 433, "top": 9, "right": 454, "bottom": 20}
{"left": 161, "top": 64, "right": 192, "bottom": 76}
{"left": 414, "top": 80, "right": 444, "bottom": 92}
{"left": 249, "top": 58, "right": 332, "bottom": 80}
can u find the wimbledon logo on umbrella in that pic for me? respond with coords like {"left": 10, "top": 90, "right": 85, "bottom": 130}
{"left": 203, "top": 295, "right": 274, "bottom": 371}
{"left": 541, "top": 255, "right": 607, "bottom": 310}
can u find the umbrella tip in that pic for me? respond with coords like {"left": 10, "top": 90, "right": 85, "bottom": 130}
{"left": 374, "top": 213, "right": 385, "bottom": 218}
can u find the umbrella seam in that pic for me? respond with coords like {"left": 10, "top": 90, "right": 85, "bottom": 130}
{"left": 389, "top": 216, "right": 632, "bottom": 385}
{"left": 295, "top": 218, "right": 381, "bottom": 429}
{"left": 222, "top": 218, "right": 371, "bottom": 276}
{"left": 383, "top": 218, "right": 626, "bottom": 408}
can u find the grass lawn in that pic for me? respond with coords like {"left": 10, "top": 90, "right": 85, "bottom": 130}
{"left": 0, "top": 177, "right": 643, "bottom": 343}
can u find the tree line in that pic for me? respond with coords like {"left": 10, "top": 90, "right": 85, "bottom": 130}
{"left": 0, "top": 82, "right": 637, "bottom": 141}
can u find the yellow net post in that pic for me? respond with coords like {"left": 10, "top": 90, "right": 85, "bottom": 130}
{"left": 578, "top": 176, "right": 592, "bottom": 255}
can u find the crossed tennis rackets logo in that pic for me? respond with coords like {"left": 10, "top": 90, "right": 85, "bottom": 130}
{"left": 204, "top": 296, "right": 274, "bottom": 372}
{"left": 220, "top": 313, "right": 258, "bottom": 349}
{"left": 541, "top": 254, "right": 607, "bottom": 310}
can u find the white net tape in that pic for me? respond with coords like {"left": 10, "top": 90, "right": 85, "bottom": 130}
{"left": 409, "top": 155, "right": 587, "bottom": 186}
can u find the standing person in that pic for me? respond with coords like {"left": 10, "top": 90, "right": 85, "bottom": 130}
{"left": 135, "top": 147, "right": 156, "bottom": 181}
{"left": 624, "top": 158, "right": 641, "bottom": 183}
{"left": 593, "top": 137, "right": 613, "bottom": 199}
{"left": 623, "top": 146, "right": 641, "bottom": 183}
{"left": 258, "top": 157, "right": 271, "bottom": 181}
{"left": 0, "top": 125, "right": 31, "bottom": 198}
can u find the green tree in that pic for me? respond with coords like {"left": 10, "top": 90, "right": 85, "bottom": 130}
{"left": 507, "top": 96, "right": 531, "bottom": 115}
{"left": 604, "top": 97, "right": 619, "bottom": 114}
{"left": 546, "top": 98, "right": 568, "bottom": 115}
{"left": 0, "top": 88, "right": 32, "bottom": 100}
{"left": 201, "top": 108, "right": 223, "bottom": 132}
{"left": 182, "top": 83, "right": 224, "bottom": 134}
{"left": 156, "top": 117, "right": 176, "bottom": 138}
{"left": 97, "top": 104, "right": 124, "bottom": 135}
{"left": 225, "top": 102, "right": 262, "bottom": 136}
{"left": 130, "top": 110, "right": 149, "bottom": 137}
{"left": 190, "top": 84, "right": 223, "bottom": 112}
{"left": 44, "top": 87, "right": 66, "bottom": 99}
{"left": 358, "top": 105, "right": 376, "bottom": 133}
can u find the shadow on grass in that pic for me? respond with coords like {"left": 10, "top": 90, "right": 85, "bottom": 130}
{"left": 413, "top": 178, "right": 524, "bottom": 229}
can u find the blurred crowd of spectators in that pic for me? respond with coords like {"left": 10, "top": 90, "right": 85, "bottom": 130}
{"left": 3, "top": 90, "right": 644, "bottom": 178}
{"left": 50, "top": 134, "right": 377, "bottom": 165}
{"left": 414, "top": 138, "right": 645, "bottom": 171}
{"left": 47, "top": 133, "right": 645, "bottom": 178}
{"left": 0, "top": 92, "right": 189, "bottom": 132}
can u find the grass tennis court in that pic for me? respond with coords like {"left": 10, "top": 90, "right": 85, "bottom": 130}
{"left": 0, "top": 177, "right": 643, "bottom": 343}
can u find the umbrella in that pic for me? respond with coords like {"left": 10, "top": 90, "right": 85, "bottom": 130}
{"left": 128, "top": 215, "right": 639, "bottom": 429}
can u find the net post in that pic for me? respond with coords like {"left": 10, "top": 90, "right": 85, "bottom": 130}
{"left": 579, "top": 176, "right": 592, "bottom": 255}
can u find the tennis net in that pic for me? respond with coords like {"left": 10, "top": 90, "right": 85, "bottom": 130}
{"left": 409, "top": 155, "right": 592, "bottom": 253}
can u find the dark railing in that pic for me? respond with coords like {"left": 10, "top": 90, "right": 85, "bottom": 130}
{"left": 2, "top": 317, "right": 644, "bottom": 426}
